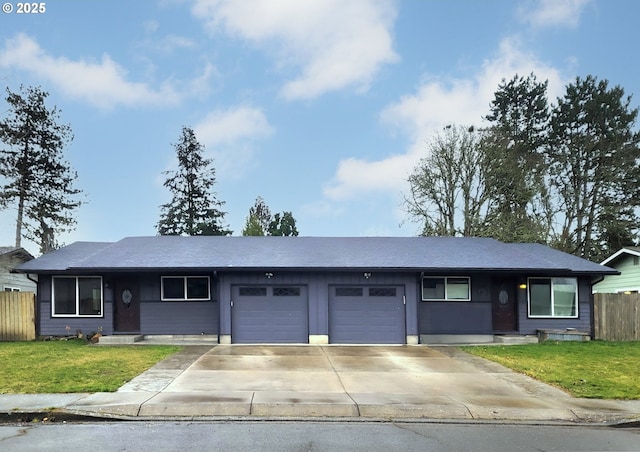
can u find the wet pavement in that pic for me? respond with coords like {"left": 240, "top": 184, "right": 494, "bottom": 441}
{"left": 1, "top": 345, "right": 639, "bottom": 423}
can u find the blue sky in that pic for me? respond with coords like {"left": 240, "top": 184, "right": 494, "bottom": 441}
{"left": 1, "top": 0, "right": 639, "bottom": 255}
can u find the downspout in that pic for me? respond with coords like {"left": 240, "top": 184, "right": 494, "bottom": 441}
{"left": 26, "top": 274, "right": 39, "bottom": 338}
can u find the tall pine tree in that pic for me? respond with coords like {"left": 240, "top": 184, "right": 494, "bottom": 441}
{"left": 482, "top": 73, "right": 551, "bottom": 243}
{"left": 157, "top": 126, "right": 231, "bottom": 236}
{"left": 0, "top": 85, "right": 82, "bottom": 253}
{"left": 548, "top": 75, "right": 640, "bottom": 260}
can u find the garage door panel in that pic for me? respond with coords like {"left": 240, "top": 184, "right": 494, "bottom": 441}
{"left": 232, "top": 286, "right": 308, "bottom": 344}
{"left": 329, "top": 286, "right": 405, "bottom": 344}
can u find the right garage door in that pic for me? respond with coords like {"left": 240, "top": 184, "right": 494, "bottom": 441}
{"left": 328, "top": 285, "right": 405, "bottom": 344}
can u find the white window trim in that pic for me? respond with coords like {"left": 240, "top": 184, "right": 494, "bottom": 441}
{"left": 527, "top": 277, "right": 579, "bottom": 319}
{"left": 421, "top": 276, "right": 471, "bottom": 301}
{"left": 161, "top": 276, "right": 210, "bottom": 301}
{"left": 51, "top": 276, "right": 103, "bottom": 318}
{"left": 3, "top": 286, "right": 21, "bottom": 292}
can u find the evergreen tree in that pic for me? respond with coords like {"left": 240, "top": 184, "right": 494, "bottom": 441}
{"left": 268, "top": 211, "right": 299, "bottom": 236}
{"left": 482, "top": 73, "right": 551, "bottom": 243}
{"left": 548, "top": 75, "right": 640, "bottom": 260}
{"left": 241, "top": 196, "right": 299, "bottom": 236}
{"left": 241, "top": 214, "right": 265, "bottom": 236}
{"left": 241, "top": 196, "right": 271, "bottom": 236}
{"left": 0, "top": 85, "right": 82, "bottom": 253}
{"left": 157, "top": 127, "right": 231, "bottom": 236}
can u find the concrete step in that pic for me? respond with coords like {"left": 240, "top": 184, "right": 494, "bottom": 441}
{"left": 98, "top": 335, "right": 144, "bottom": 344}
{"left": 493, "top": 335, "right": 539, "bottom": 344}
{"left": 98, "top": 334, "right": 218, "bottom": 345}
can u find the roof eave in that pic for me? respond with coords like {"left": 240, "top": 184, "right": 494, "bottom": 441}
{"left": 601, "top": 247, "right": 640, "bottom": 266}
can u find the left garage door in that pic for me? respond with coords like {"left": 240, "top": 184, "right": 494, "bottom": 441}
{"left": 231, "top": 285, "right": 308, "bottom": 343}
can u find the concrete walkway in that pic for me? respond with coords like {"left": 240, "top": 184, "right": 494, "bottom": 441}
{"left": 1, "top": 345, "right": 639, "bottom": 424}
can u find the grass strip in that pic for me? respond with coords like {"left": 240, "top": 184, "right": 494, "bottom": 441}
{"left": 462, "top": 341, "right": 640, "bottom": 399}
{"left": 0, "top": 340, "right": 181, "bottom": 393}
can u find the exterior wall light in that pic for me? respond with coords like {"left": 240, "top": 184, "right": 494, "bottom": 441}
{"left": 363, "top": 272, "right": 372, "bottom": 279}
{"left": 519, "top": 283, "right": 527, "bottom": 289}
{"left": 265, "top": 272, "right": 274, "bottom": 279}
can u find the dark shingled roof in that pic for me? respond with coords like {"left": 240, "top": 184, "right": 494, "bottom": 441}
{"left": 15, "top": 236, "right": 617, "bottom": 275}
{"left": 0, "top": 246, "right": 35, "bottom": 262}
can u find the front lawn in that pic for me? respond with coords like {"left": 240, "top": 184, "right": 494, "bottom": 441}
{"left": 461, "top": 341, "right": 640, "bottom": 399}
{"left": 0, "top": 340, "right": 181, "bottom": 393}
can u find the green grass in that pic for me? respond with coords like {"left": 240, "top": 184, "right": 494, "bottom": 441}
{"left": 0, "top": 340, "right": 181, "bottom": 393}
{"left": 462, "top": 341, "right": 640, "bottom": 400}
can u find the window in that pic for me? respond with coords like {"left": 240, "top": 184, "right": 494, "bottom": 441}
{"left": 335, "top": 287, "right": 363, "bottom": 297}
{"left": 238, "top": 287, "right": 267, "bottom": 296}
{"left": 422, "top": 277, "right": 470, "bottom": 301}
{"left": 3, "top": 286, "right": 20, "bottom": 292}
{"left": 161, "top": 276, "right": 210, "bottom": 301}
{"left": 369, "top": 287, "right": 397, "bottom": 297}
{"left": 273, "top": 287, "right": 301, "bottom": 296}
{"left": 528, "top": 277, "right": 578, "bottom": 318}
{"left": 52, "top": 276, "right": 102, "bottom": 317}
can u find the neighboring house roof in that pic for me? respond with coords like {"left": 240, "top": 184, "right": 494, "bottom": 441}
{"left": 600, "top": 247, "right": 640, "bottom": 266}
{"left": 15, "top": 236, "right": 617, "bottom": 275}
{"left": 0, "top": 246, "right": 35, "bottom": 263}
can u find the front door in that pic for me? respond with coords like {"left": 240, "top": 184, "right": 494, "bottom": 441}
{"left": 114, "top": 277, "right": 140, "bottom": 332}
{"left": 491, "top": 278, "right": 517, "bottom": 332}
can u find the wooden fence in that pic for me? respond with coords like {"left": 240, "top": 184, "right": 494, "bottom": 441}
{"left": 593, "top": 293, "right": 640, "bottom": 341}
{"left": 0, "top": 291, "right": 36, "bottom": 341}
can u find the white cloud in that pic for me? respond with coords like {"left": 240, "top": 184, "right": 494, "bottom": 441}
{"left": 191, "top": 0, "right": 399, "bottom": 100}
{"left": 0, "top": 33, "right": 192, "bottom": 110}
{"left": 193, "top": 106, "right": 274, "bottom": 177}
{"left": 323, "top": 37, "right": 567, "bottom": 201}
{"left": 519, "top": 0, "right": 592, "bottom": 29}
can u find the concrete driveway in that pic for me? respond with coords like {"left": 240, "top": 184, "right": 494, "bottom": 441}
{"left": 65, "top": 345, "right": 640, "bottom": 422}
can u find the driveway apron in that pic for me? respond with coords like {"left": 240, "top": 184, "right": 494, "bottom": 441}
{"left": 65, "top": 345, "right": 640, "bottom": 422}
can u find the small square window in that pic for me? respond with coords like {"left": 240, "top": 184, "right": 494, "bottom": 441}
{"left": 162, "top": 277, "right": 185, "bottom": 299}
{"left": 187, "top": 277, "right": 209, "bottom": 299}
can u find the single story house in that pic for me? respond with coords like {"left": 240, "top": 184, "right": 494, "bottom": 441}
{"left": 1, "top": 246, "right": 36, "bottom": 292}
{"left": 593, "top": 247, "right": 640, "bottom": 294}
{"left": 15, "top": 236, "right": 617, "bottom": 344}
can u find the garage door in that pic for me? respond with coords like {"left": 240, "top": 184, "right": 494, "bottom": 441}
{"left": 329, "top": 285, "right": 405, "bottom": 344}
{"left": 231, "top": 285, "right": 308, "bottom": 343}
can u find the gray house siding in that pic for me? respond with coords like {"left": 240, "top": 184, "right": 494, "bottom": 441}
{"left": 140, "top": 302, "right": 218, "bottom": 335}
{"left": 517, "top": 276, "right": 593, "bottom": 334}
{"left": 136, "top": 273, "right": 218, "bottom": 335}
{"left": 418, "top": 274, "right": 493, "bottom": 335}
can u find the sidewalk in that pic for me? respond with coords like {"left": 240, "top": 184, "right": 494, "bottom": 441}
{"left": 1, "top": 345, "right": 639, "bottom": 425}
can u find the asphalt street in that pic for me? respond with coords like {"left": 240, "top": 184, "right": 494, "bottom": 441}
{"left": 0, "top": 421, "right": 638, "bottom": 452}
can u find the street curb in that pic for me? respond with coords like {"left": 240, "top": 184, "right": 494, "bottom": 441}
{"left": 1, "top": 409, "right": 638, "bottom": 428}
